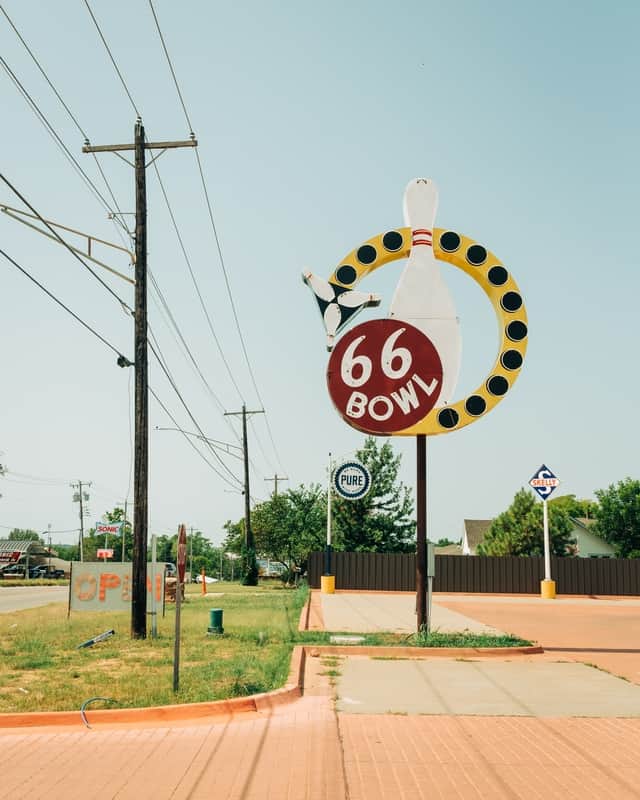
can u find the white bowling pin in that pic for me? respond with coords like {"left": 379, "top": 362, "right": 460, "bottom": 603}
{"left": 389, "top": 178, "right": 461, "bottom": 405}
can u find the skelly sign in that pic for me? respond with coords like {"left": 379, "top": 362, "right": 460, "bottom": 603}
{"left": 304, "top": 178, "right": 528, "bottom": 436}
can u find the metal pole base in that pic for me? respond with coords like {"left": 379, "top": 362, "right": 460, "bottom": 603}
{"left": 540, "top": 579, "right": 556, "bottom": 599}
{"left": 321, "top": 575, "right": 335, "bottom": 594}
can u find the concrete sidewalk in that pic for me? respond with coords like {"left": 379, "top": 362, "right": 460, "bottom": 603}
{"left": 320, "top": 592, "right": 505, "bottom": 635}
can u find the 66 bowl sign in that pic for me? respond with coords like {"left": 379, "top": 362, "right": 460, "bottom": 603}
{"left": 327, "top": 319, "right": 443, "bottom": 434}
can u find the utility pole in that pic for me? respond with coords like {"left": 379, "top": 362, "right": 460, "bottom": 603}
{"left": 71, "top": 480, "right": 91, "bottom": 562}
{"left": 83, "top": 120, "right": 196, "bottom": 638}
{"left": 224, "top": 405, "right": 264, "bottom": 585}
{"left": 265, "top": 474, "right": 288, "bottom": 497}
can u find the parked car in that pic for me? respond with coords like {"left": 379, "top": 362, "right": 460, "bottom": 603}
{"left": 28, "top": 565, "right": 65, "bottom": 579}
{"left": 1, "top": 564, "right": 26, "bottom": 577}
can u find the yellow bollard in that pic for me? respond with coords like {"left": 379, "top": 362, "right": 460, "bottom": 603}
{"left": 321, "top": 575, "right": 335, "bottom": 594}
{"left": 540, "top": 579, "right": 556, "bottom": 599}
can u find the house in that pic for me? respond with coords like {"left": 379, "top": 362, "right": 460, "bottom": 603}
{"left": 571, "top": 517, "right": 616, "bottom": 558}
{"left": 460, "top": 517, "right": 616, "bottom": 558}
{"left": 461, "top": 520, "right": 493, "bottom": 555}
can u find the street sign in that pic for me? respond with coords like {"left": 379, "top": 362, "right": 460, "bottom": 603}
{"left": 529, "top": 464, "right": 561, "bottom": 500}
{"left": 333, "top": 461, "right": 372, "bottom": 500}
{"left": 177, "top": 524, "right": 187, "bottom": 584}
{"left": 327, "top": 319, "right": 443, "bottom": 435}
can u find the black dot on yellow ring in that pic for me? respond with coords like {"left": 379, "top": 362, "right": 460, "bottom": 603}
{"left": 501, "top": 349, "right": 523, "bottom": 370}
{"left": 438, "top": 408, "right": 459, "bottom": 429}
{"left": 506, "top": 320, "right": 528, "bottom": 341}
{"left": 357, "top": 245, "right": 377, "bottom": 265}
{"left": 465, "top": 395, "right": 487, "bottom": 416}
{"left": 501, "top": 291, "right": 522, "bottom": 312}
{"left": 466, "top": 244, "right": 487, "bottom": 266}
{"left": 488, "top": 266, "right": 508, "bottom": 285}
{"left": 382, "top": 231, "right": 404, "bottom": 252}
{"left": 487, "top": 375, "right": 509, "bottom": 396}
{"left": 336, "top": 265, "right": 357, "bottom": 285}
{"left": 440, "top": 231, "right": 461, "bottom": 252}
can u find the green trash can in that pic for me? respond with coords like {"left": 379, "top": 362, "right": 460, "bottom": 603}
{"left": 208, "top": 608, "right": 224, "bottom": 635}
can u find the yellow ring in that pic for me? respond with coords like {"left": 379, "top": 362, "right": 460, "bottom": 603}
{"left": 328, "top": 227, "right": 527, "bottom": 436}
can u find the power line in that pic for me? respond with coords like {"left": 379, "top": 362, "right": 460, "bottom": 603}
{"left": 82, "top": 0, "right": 140, "bottom": 117}
{"left": 149, "top": 386, "right": 241, "bottom": 490}
{"left": 149, "top": 166, "right": 245, "bottom": 404}
{"left": 0, "top": 4, "right": 131, "bottom": 242}
{"left": 147, "top": 2, "right": 287, "bottom": 473}
{"left": 0, "top": 246, "right": 127, "bottom": 359}
{"left": 147, "top": 335, "right": 242, "bottom": 487}
{"left": 0, "top": 174, "right": 133, "bottom": 315}
{"left": 0, "top": 53, "right": 121, "bottom": 220}
{"left": 147, "top": 0, "right": 194, "bottom": 134}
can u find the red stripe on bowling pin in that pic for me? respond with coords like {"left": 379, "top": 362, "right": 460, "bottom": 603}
{"left": 412, "top": 228, "right": 432, "bottom": 247}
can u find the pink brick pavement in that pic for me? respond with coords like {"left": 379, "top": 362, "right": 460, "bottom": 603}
{"left": 3, "top": 597, "right": 640, "bottom": 799}
{"left": 436, "top": 595, "right": 640, "bottom": 684}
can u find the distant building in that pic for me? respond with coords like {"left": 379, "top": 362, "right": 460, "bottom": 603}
{"left": 571, "top": 517, "right": 616, "bottom": 558}
{"left": 460, "top": 518, "right": 616, "bottom": 558}
{"left": 461, "top": 520, "right": 493, "bottom": 555}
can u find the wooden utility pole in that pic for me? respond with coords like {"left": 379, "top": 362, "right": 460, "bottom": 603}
{"left": 224, "top": 405, "right": 264, "bottom": 585}
{"left": 265, "top": 474, "right": 288, "bottom": 496}
{"left": 83, "top": 120, "right": 196, "bottom": 638}
{"left": 71, "top": 480, "right": 91, "bottom": 562}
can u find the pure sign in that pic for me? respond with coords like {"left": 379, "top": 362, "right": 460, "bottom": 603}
{"left": 327, "top": 319, "right": 442, "bottom": 434}
{"left": 333, "top": 461, "right": 371, "bottom": 501}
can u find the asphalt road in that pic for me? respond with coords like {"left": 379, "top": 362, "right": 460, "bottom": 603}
{"left": 0, "top": 584, "right": 68, "bottom": 613}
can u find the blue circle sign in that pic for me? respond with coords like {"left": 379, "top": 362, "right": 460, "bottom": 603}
{"left": 333, "top": 461, "right": 372, "bottom": 500}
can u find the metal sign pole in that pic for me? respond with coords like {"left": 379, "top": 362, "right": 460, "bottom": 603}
{"left": 322, "top": 453, "right": 334, "bottom": 593}
{"left": 543, "top": 499, "right": 551, "bottom": 581}
{"left": 151, "top": 534, "right": 158, "bottom": 640}
{"left": 416, "top": 434, "right": 427, "bottom": 631}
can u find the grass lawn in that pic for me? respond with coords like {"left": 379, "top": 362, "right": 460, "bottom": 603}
{"left": 0, "top": 582, "right": 531, "bottom": 714}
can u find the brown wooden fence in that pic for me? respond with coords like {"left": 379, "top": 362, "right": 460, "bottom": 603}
{"left": 307, "top": 552, "right": 640, "bottom": 595}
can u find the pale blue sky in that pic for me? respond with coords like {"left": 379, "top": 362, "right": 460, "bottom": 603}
{"left": 1, "top": 1, "right": 638, "bottom": 546}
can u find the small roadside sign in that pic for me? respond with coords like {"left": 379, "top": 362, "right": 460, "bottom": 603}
{"left": 333, "top": 461, "right": 372, "bottom": 500}
{"left": 529, "top": 464, "right": 561, "bottom": 500}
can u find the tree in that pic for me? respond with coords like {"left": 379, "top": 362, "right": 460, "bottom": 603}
{"left": 224, "top": 484, "right": 327, "bottom": 579}
{"left": 8, "top": 528, "right": 43, "bottom": 542}
{"left": 592, "top": 478, "right": 640, "bottom": 557}
{"left": 477, "top": 488, "right": 575, "bottom": 557}
{"left": 549, "top": 494, "right": 598, "bottom": 519}
{"left": 332, "top": 437, "right": 414, "bottom": 552}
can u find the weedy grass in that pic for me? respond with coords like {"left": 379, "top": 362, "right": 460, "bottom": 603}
{"left": 0, "top": 581, "right": 307, "bottom": 713}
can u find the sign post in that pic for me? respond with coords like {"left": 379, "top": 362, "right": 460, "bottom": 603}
{"left": 323, "top": 453, "right": 334, "bottom": 594}
{"left": 529, "top": 464, "right": 561, "bottom": 599}
{"left": 173, "top": 523, "right": 187, "bottom": 692}
{"left": 323, "top": 458, "right": 372, "bottom": 593}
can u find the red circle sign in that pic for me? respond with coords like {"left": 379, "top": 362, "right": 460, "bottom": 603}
{"left": 327, "top": 319, "right": 443, "bottom": 434}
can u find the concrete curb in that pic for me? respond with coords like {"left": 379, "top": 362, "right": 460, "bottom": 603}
{"left": 305, "top": 645, "right": 544, "bottom": 658}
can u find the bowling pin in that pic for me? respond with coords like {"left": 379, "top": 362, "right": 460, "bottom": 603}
{"left": 389, "top": 178, "right": 461, "bottom": 405}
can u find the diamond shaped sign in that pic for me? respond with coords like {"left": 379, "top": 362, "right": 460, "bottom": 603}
{"left": 529, "top": 464, "right": 561, "bottom": 500}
